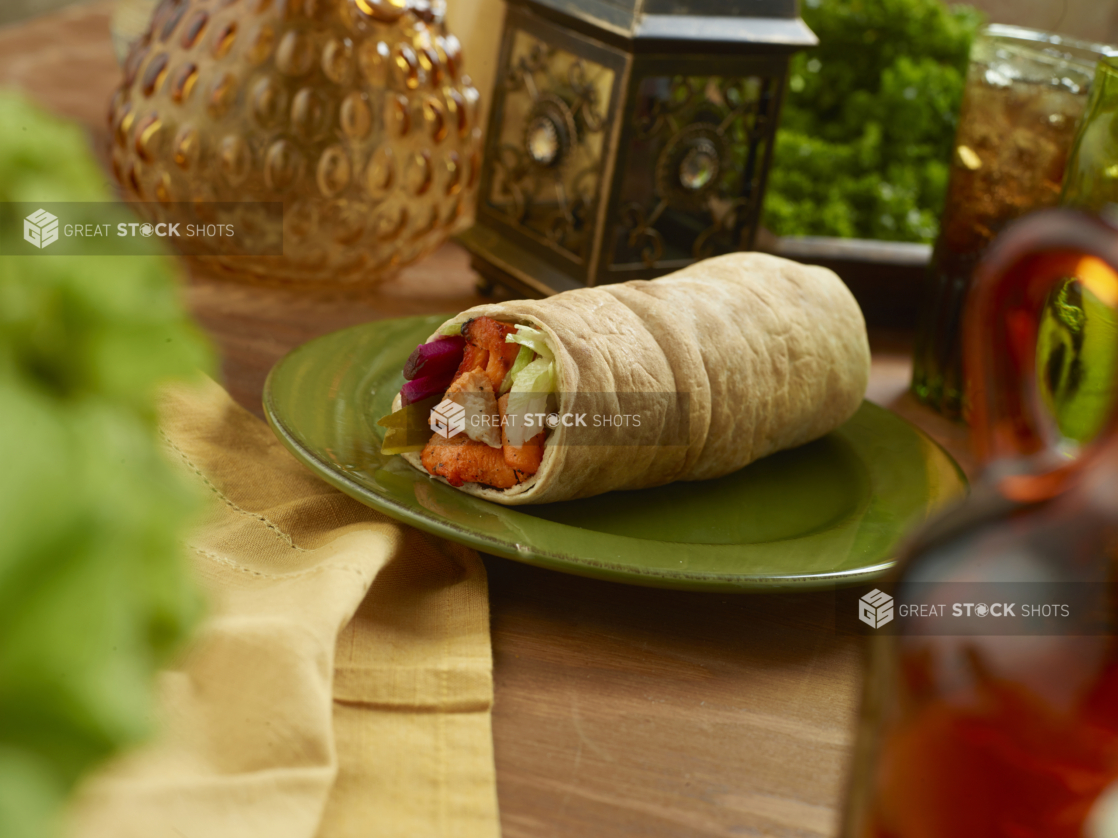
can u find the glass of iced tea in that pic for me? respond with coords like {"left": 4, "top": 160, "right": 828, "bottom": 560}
{"left": 911, "top": 25, "right": 1115, "bottom": 420}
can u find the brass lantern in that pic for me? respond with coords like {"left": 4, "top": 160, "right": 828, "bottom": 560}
{"left": 458, "top": 0, "right": 817, "bottom": 295}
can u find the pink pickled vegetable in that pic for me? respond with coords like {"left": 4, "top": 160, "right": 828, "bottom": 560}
{"left": 403, "top": 335, "right": 465, "bottom": 381}
{"left": 400, "top": 371, "right": 455, "bottom": 406}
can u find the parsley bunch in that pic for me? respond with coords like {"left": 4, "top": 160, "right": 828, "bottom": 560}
{"left": 0, "top": 92, "right": 213, "bottom": 838}
{"left": 763, "top": 0, "right": 983, "bottom": 242}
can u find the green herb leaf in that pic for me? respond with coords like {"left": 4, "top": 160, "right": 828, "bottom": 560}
{"left": 763, "top": 0, "right": 983, "bottom": 243}
{"left": 0, "top": 92, "right": 215, "bottom": 838}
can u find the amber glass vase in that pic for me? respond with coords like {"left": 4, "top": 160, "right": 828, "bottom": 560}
{"left": 111, "top": 0, "right": 159, "bottom": 64}
{"left": 109, "top": 0, "right": 482, "bottom": 283}
{"left": 843, "top": 209, "right": 1118, "bottom": 838}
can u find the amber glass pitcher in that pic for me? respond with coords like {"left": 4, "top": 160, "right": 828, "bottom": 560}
{"left": 841, "top": 209, "right": 1118, "bottom": 838}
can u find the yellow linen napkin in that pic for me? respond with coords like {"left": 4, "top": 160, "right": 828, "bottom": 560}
{"left": 65, "top": 377, "right": 500, "bottom": 838}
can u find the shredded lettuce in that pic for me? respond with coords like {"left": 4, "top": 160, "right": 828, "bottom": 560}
{"left": 505, "top": 325, "right": 553, "bottom": 361}
{"left": 505, "top": 325, "right": 556, "bottom": 401}
{"left": 499, "top": 344, "right": 535, "bottom": 395}
{"left": 437, "top": 321, "right": 463, "bottom": 336}
{"left": 505, "top": 356, "right": 555, "bottom": 444}
{"left": 511, "top": 356, "right": 554, "bottom": 397}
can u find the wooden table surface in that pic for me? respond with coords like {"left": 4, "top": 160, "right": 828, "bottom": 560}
{"left": 1, "top": 6, "right": 976, "bottom": 835}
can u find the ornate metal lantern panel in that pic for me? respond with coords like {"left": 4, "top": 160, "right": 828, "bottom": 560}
{"left": 459, "top": 0, "right": 816, "bottom": 296}
{"left": 611, "top": 64, "right": 783, "bottom": 275}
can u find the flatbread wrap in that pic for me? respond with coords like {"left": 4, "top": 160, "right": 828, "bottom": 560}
{"left": 379, "top": 252, "right": 871, "bottom": 505}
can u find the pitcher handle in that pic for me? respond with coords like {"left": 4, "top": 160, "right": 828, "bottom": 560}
{"left": 964, "top": 208, "right": 1118, "bottom": 502}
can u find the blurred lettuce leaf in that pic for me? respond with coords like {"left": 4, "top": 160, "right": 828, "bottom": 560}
{"left": 0, "top": 91, "right": 214, "bottom": 838}
{"left": 763, "top": 0, "right": 983, "bottom": 242}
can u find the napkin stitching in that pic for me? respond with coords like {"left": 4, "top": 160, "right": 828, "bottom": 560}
{"left": 161, "top": 429, "right": 308, "bottom": 552}
{"left": 190, "top": 545, "right": 372, "bottom": 582}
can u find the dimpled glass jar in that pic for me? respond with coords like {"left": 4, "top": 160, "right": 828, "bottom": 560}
{"left": 108, "top": 0, "right": 482, "bottom": 282}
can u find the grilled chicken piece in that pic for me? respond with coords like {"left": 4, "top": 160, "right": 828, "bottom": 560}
{"left": 498, "top": 393, "right": 544, "bottom": 475}
{"left": 461, "top": 317, "right": 521, "bottom": 392}
{"left": 454, "top": 343, "right": 489, "bottom": 381}
{"left": 421, "top": 434, "right": 527, "bottom": 489}
{"left": 445, "top": 369, "right": 502, "bottom": 448}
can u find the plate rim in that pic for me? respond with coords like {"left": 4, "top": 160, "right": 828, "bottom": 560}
{"left": 262, "top": 318, "right": 968, "bottom": 593}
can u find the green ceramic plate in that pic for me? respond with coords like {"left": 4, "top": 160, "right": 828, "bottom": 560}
{"left": 263, "top": 315, "right": 967, "bottom": 592}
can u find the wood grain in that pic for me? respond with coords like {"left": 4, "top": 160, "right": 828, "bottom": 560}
{"left": 1, "top": 8, "right": 976, "bottom": 835}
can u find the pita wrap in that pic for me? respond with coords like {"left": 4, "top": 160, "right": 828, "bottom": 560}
{"left": 396, "top": 252, "right": 870, "bottom": 505}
